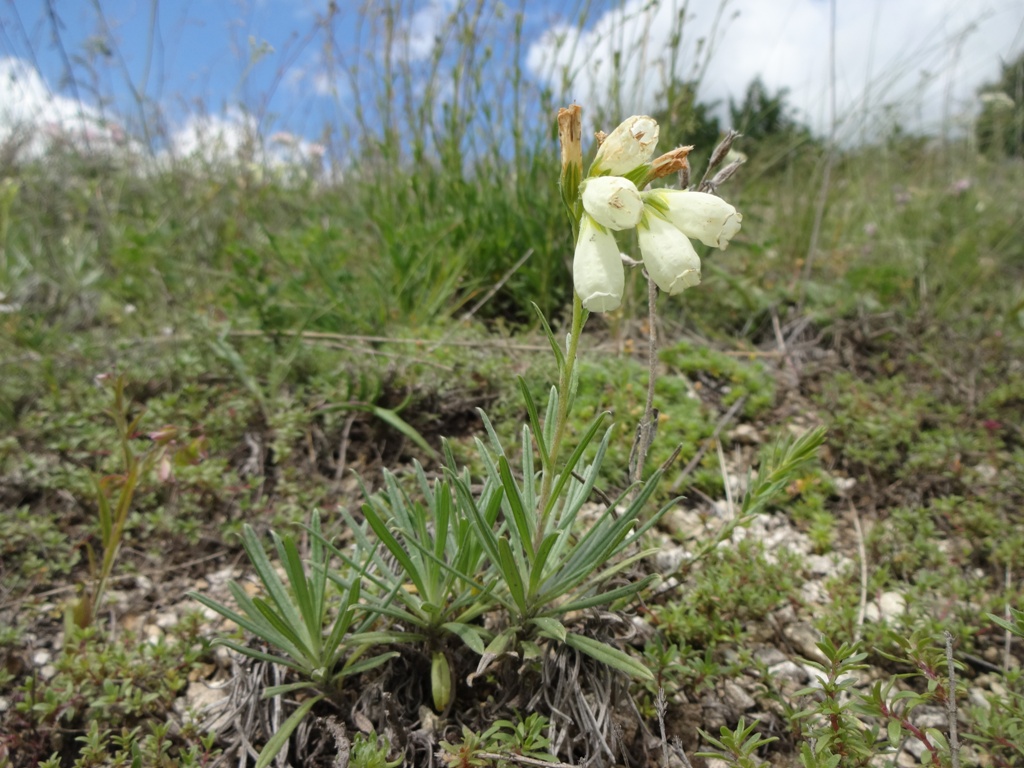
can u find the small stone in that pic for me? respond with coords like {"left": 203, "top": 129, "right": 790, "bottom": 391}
{"left": 911, "top": 705, "right": 946, "bottom": 730}
{"left": 754, "top": 647, "right": 787, "bottom": 667}
{"left": 155, "top": 611, "right": 179, "bottom": 630}
{"left": 665, "top": 508, "right": 708, "bottom": 538}
{"left": 805, "top": 554, "right": 836, "bottom": 577}
{"left": 968, "top": 687, "right": 991, "bottom": 710}
{"left": 783, "top": 622, "right": 827, "bottom": 663}
{"left": 722, "top": 680, "right": 756, "bottom": 713}
{"left": 865, "top": 591, "right": 906, "bottom": 623}
{"left": 729, "top": 424, "right": 762, "bottom": 445}
{"left": 652, "top": 546, "right": 687, "bottom": 574}
{"left": 832, "top": 476, "right": 856, "bottom": 495}
{"left": 904, "top": 737, "right": 929, "bottom": 760}
{"left": 178, "top": 679, "right": 232, "bottom": 731}
{"left": 768, "top": 660, "right": 809, "bottom": 685}
{"left": 31, "top": 650, "right": 51, "bottom": 667}
{"left": 417, "top": 705, "right": 442, "bottom": 736}
{"left": 188, "top": 663, "right": 217, "bottom": 683}
{"left": 896, "top": 750, "right": 918, "bottom": 768}
{"left": 213, "top": 646, "right": 232, "bottom": 668}
{"left": 39, "top": 665, "right": 57, "bottom": 681}
{"left": 973, "top": 463, "right": 997, "bottom": 482}
{"left": 702, "top": 694, "right": 729, "bottom": 732}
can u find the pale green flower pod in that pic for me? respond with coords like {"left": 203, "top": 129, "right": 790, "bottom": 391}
{"left": 581, "top": 176, "right": 644, "bottom": 231}
{"left": 590, "top": 115, "right": 659, "bottom": 177}
{"left": 573, "top": 214, "right": 624, "bottom": 312}
{"left": 638, "top": 213, "right": 702, "bottom": 295}
{"left": 645, "top": 189, "right": 742, "bottom": 249}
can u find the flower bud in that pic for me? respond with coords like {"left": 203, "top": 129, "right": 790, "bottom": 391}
{"left": 638, "top": 214, "right": 701, "bottom": 295}
{"left": 581, "top": 176, "right": 644, "bottom": 231}
{"left": 645, "top": 189, "right": 742, "bottom": 249}
{"left": 590, "top": 115, "right": 659, "bottom": 177}
{"left": 573, "top": 214, "right": 624, "bottom": 312}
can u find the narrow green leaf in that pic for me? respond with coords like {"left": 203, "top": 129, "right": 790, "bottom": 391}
{"left": 532, "top": 303, "right": 565, "bottom": 371}
{"left": 550, "top": 574, "right": 657, "bottom": 615}
{"left": 497, "top": 538, "right": 527, "bottom": 615}
{"left": 563, "top": 633, "right": 653, "bottom": 681}
{"left": 209, "top": 638, "right": 306, "bottom": 672}
{"left": 442, "top": 622, "right": 488, "bottom": 655}
{"left": 341, "top": 650, "right": 400, "bottom": 678}
{"left": 528, "top": 533, "right": 560, "bottom": 595}
{"left": 476, "top": 408, "right": 506, "bottom": 459}
{"left": 190, "top": 589, "right": 303, "bottom": 662}
{"left": 542, "top": 386, "right": 558, "bottom": 453}
{"left": 277, "top": 535, "right": 320, "bottom": 656}
{"left": 543, "top": 415, "right": 609, "bottom": 521}
{"left": 360, "top": 503, "right": 426, "bottom": 595}
{"left": 367, "top": 404, "right": 438, "bottom": 459}
{"left": 499, "top": 456, "right": 534, "bottom": 559}
{"left": 530, "top": 617, "right": 567, "bottom": 642}
{"left": 264, "top": 681, "right": 317, "bottom": 697}
{"left": 254, "top": 694, "right": 323, "bottom": 768}
{"left": 518, "top": 378, "right": 550, "bottom": 468}
{"left": 251, "top": 597, "right": 316, "bottom": 662}
{"left": 483, "top": 626, "right": 517, "bottom": 656}
{"left": 241, "top": 525, "right": 305, "bottom": 638}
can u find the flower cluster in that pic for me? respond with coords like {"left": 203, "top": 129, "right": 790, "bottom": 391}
{"left": 572, "top": 115, "right": 742, "bottom": 312}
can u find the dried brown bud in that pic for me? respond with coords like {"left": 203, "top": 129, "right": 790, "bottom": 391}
{"left": 557, "top": 105, "right": 583, "bottom": 175}
{"left": 706, "top": 129, "right": 741, "bottom": 173}
{"left": 647, "top": 145, "right": 693, "bottom": 184}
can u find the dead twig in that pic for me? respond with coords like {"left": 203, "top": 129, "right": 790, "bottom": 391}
{"left": 475, "top": 753, "right": 577, "bottom": 768}
{"left": 944, "top": 631, "right": 961, "bottom": 768}
{"left": 460, "top": 248, "right": 534, "bottom": 322}
{"left": 669, "top": 395, "right": 747, "bottom": 492}
{"left": 849, "top": 498, "right": 868, "bottom": 640}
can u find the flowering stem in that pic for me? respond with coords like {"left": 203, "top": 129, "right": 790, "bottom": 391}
{"left": 536, "top": 293, "right": 585, "bottom": 549}
{"left": 629, "top": 274, "right": 660, "bottom": 494}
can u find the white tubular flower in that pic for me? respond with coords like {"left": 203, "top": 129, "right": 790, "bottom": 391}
{"left": 581, "top": 176, "right": 644, "bottom": 231}
{"left": 644, "top": 188, "right": 742, "bottom": 249}
{"left": 590, "top": 115, "right": 659, "bottom": 176}
{"left": 574, "top": 214, "right": 624, "bottom": 312}
{"left": 637, "top": 213, "right": 702, "bottom": 295}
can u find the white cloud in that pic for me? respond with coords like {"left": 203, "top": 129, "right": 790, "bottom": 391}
{"left": 400, "top": 0, "right": 455, "bottom": 62}
{"left": 0, "top": 57, "right": 325, "bottom": 175}
{"left": 0, "top": 57, "right": 130, "bottom": 157}
{"left": 526, "top": 0, "right": 1024, "bottom": 141}
{"left": 165, "top": 107, "right": 325, "bottom": 173}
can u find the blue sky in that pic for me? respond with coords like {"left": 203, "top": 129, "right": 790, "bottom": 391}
{"left": 1, "top": 0, "right": 1022, "bottom": 162}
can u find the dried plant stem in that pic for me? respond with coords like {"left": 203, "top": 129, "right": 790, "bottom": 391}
{"left": 475, "top": 754, "right": 577, "bottom": 768}
{"left": 460, "top": 247, "right": 534, "bottom": 322}
{"left": 799, "top": 0, "right": 838, "bottom": 300}
{"left": 1005, "top": 564, "right": 1014, "bottom": 671}
{"left": 944, "top": 631, "right": 961, "bottom": 768}
{"left": 849, "top": 498, "right": 868, "bottom": 640}
{"left": 629, "top": 274, "right": 660, "bottom": 492}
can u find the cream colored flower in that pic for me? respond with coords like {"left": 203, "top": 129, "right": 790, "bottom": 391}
{"left": 643, "top": 188, "right": 742, "bottom": 249}
{"left": 590, "top": 115, "right": 659, "bottom": 177}
{"left": 581, "top": 176, "right": 644, "bottom": 231}
{"left": 573, "top": 214, "right": 624, "bottom": 312}
{"left": 637, "top": 213, "right": 702, "bottom": 295}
